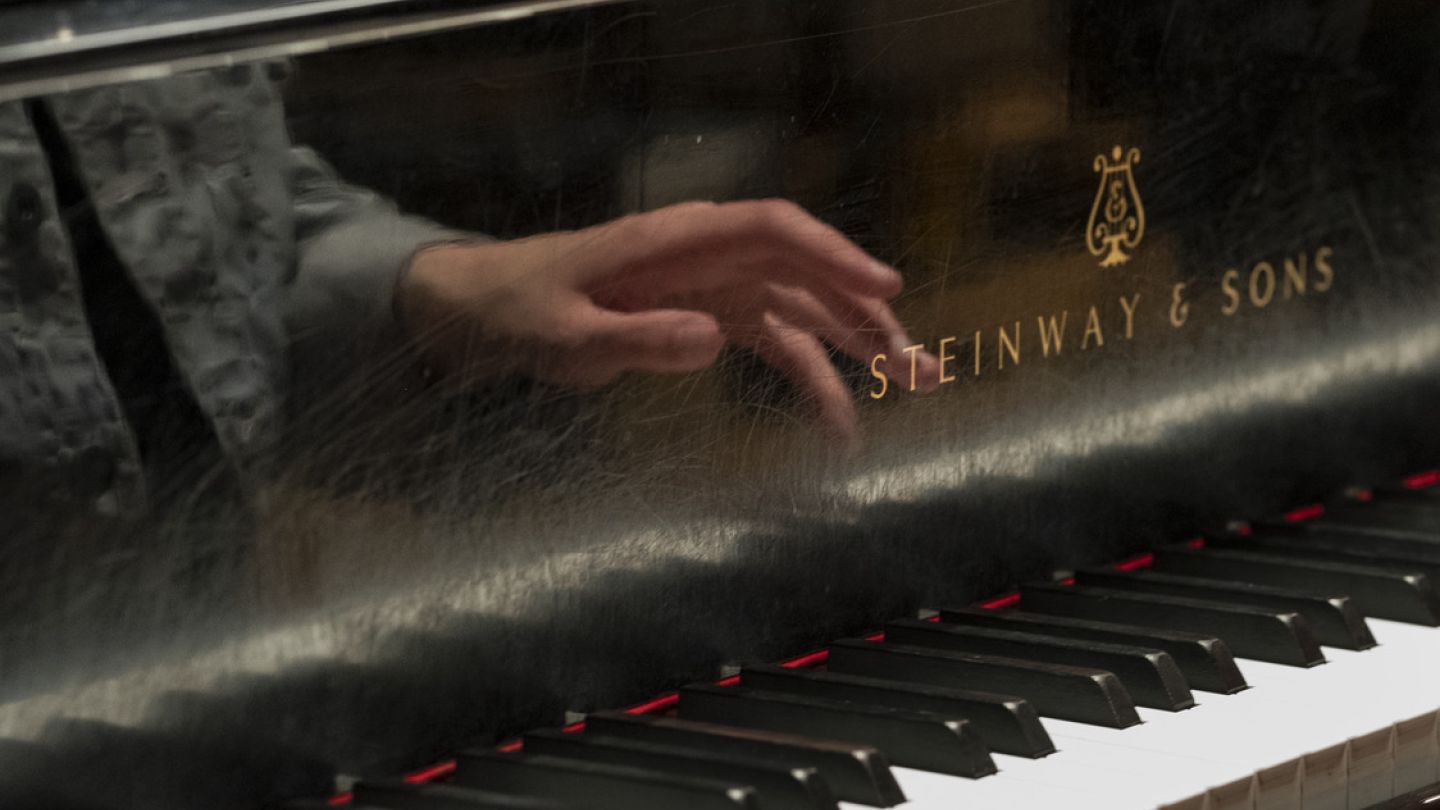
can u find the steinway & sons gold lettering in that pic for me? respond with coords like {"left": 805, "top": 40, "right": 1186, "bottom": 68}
{"left": 869, "top": 245, "right": 1337, "bottom": 399}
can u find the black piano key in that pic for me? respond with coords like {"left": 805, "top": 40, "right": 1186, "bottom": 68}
{"left": 353, "top": 779, "right": 571, "bottom": 810}
{"left": 1320, "top": 502, "right": 1440, "bottom": 536}
{"left": 738, "top": 663, "right": 1055, "bottom": 758}
{"left": 1215, "top": 525, "right": 1440, "bottom": 578}
{"left": 521, "top": 728, "right": 838, "bottom": 810}
{"left": 677, "top": 684, "right": 996, "bottom": 778}
{"left": 1208, "top": 531, "right": 1440, "bottom": 604}
{"left": 825, "top": 638, "right": 1140, "bottom": 728}
{"left": 883, "top": 617, "right": 1193, "bottom": 712}
{"left": 935, "top": 606, "right": 1247, "bottom": 694}
{"left": 583, "top": 712, "right": 904, "bottom": 808}
{"left": 453, "top": 751, "right": 758, "bottom": 810}
{"left": 1018, "top": 581, "right": 1325, "bottom": 666}
{"left": 1151, "top": 546, "right": 1440, "bottom": 626}
{"left": 1308, "top": 519, "right": 1440, "bottom": 544}
{"left": 1267, "top": 509, "right": 1440, "bottom": 543}
{"left": 1369, "top": 485, "right": 1440, "bottom": 506}
{"left": 1244, "top": 518, "right": 1440, "bottom": 559}
{"left": 1072, "top": 567, "right": 1376, "bottom": 650}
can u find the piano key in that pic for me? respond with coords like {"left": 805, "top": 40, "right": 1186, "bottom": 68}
{"left": 1349, "top": 725, "right": 1398, "bottom": 808}
{"left": 987, "top": 740, "right": 1259, "bottom": 809}
{"left": 352, "top": 779, "right": 571, "bottom": 810}
{"left": 883, "top": 617, "right": 1195, "bottom": 711}
{"left": 1375, "top": 628, "right": 1440, "bottom": 797}
{"left": 1394, "top": 711, "right": 1440, "bottom": 793}
{"left": 1232, "top": 641, "right": 1438, "bottom": 807}
{"left": 882, "top": 731, "right": 1261, "bottom": 810}
{"left": 408, "top": 547, "right": 1440, "bottom": 810}
{"left": 1046, "top": 618, "right": 1440, "bottom": 809}
{"left": 1307, "top": 518, "right": 1440, "bottom": 545}
{"left": 582, "top": 712, "right": 905, "bottom": 807}
{"left": 873, "top": 765, "right": 1084, "bottom": 810}
{"left": 1208, "top": 526, "right": 1440, "bottom": 585}
{"left": 886, "top": 759, "right": 1223, "bottom": 810}
{"left": 1152, "top": 545, "right": 1440, "bottom": 625}
{"left": 714, "top": 550, "right": 1440, "bottom": 810}
{"left": 1364, "top": 618, "right": 1440, "bottom": 727}
{"left": 825, "top": 638, "right": 1141, "bottom": 728}
{"left": 1319, "top": 502, "right": 1440, "bottom": 536}
{"left": 1369, "top": 781, "right": 1440, "bottom": 810}
{"left": 737, "top": 663, "right": 1055, "bottom": 758}
{"left": 1072, "top": 566, "right": 1376, "bottom": 649}
{"left": 521, "top": 728, "right": 837, "bottom": 810}
{"left": 1240, "top": 521, "right": 1440, "bottom": 563}
{"left": 452, "top": 751, "right": 758, "bottom": 810}
{"left": 676, "top": 684, "right": 997, "bottom": 778}
{"left": 1044, "top": 666, "right": 1333, "bottom": 807}
{"left": 1369, "top": 484, "right": 1440, "bottom": 507}
{"left": 1019, "top": 581, "right": 1325, "bottom": 666}
{"left": 936, "top": 605, "right": 1248, "bottom": 694}
{"left": 994, "top": 703, "right": 1274, "bottom": 808}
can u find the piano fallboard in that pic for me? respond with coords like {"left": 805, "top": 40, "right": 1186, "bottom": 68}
{"left": 0, "top": 0, "right": 1437, "bottom": 807}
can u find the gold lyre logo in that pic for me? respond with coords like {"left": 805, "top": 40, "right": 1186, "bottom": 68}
{"left": 1086, "top": 145, "right": 1146, "bottom": 267}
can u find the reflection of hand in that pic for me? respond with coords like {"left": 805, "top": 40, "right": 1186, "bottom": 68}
{"left": 398, "top": 200, "right": 939, "bottom": 442}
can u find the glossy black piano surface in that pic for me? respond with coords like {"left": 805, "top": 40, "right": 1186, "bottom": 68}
{"left": 0, "top": 0, "right": 1438, "bottom": 807}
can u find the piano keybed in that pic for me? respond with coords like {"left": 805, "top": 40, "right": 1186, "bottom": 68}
{"left": 295, "top": 471, "right": 1440, "bottom": 810}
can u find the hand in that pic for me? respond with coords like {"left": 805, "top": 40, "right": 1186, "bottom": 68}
{"left": 397, "top": 199, "right": 939, "bottom": 443}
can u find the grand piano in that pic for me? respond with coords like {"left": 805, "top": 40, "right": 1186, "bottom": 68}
{"left": 1, "top": 0, "right": 1439, "bottom": 808}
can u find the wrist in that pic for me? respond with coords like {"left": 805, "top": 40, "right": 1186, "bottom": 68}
{"left": 395, "top": 240, "right": 483, "bottom": 342}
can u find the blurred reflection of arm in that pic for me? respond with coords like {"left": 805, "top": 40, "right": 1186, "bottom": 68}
{"left": 397, "top": 200, "right": 939, "bottom": 443}
{"left": 276, "top": 144, "right": 937, "bottom": 440}
{"left": 281, "top": 146, "right": 470, "bottom": 369}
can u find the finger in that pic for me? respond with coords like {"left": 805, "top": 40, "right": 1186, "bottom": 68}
{"left": 580, "top": 200, "right": 903, "bottom": 299}
{"left": 542, "top": 305, "right": 724, "bottom": 387}
{"left": 743, "top": 311, "right": 858, "bottom": 444}
{"left": 782, "top": 284, "right": 942, "bottom": 392}
{"left": 768, "top": 284, "right": 893, "bottom": 366}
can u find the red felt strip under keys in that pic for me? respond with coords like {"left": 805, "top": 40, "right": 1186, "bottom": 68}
{"left": 1404, "top": 469, "right": 1440, "bottom": 489}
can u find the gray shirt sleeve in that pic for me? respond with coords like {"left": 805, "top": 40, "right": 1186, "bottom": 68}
{"left": 282, "top": 145, "right": 474, "bottom": 358}
{"left": 278, "top": 147, "right": 489, "bottom": 435}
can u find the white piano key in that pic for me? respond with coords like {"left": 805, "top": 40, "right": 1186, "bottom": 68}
{"left": 845, "top": 734, "right": 1247, "bottom": 809}
{"left": 1394, "top": 712, "right": 1440, "bottom": 793}
{"left": 1348, "top": 726, "right": 1396, "bottom": 808}
{"left": 884, "top": 765, "right": 1085, "bottom": 809}
{"left": 1368, "top": 618, "right": 1440, "bottom": 789}
{"left": 989, "top": 739, "right": 1249, "bottom": 809}
{"left": 888, "top": 761, "right": 1186, "bottom": 810}
{"left": 1227, "top": 653, "right": 1394, "bottom": 809}
{"left": 1254, "top": 760, "right": 1304, "bottom": 810}
{"left": 1049, "top": 646, "right": 1382, "bottom": 808}
{"left": 1157, "top": 797, "right": 1210, "bottom": 810}
{"left": 1046, "top": 710, "right": 1278, "bottom": 808}
{"left": 1339, "top": 621, "right": 1440, "bottom": 799}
